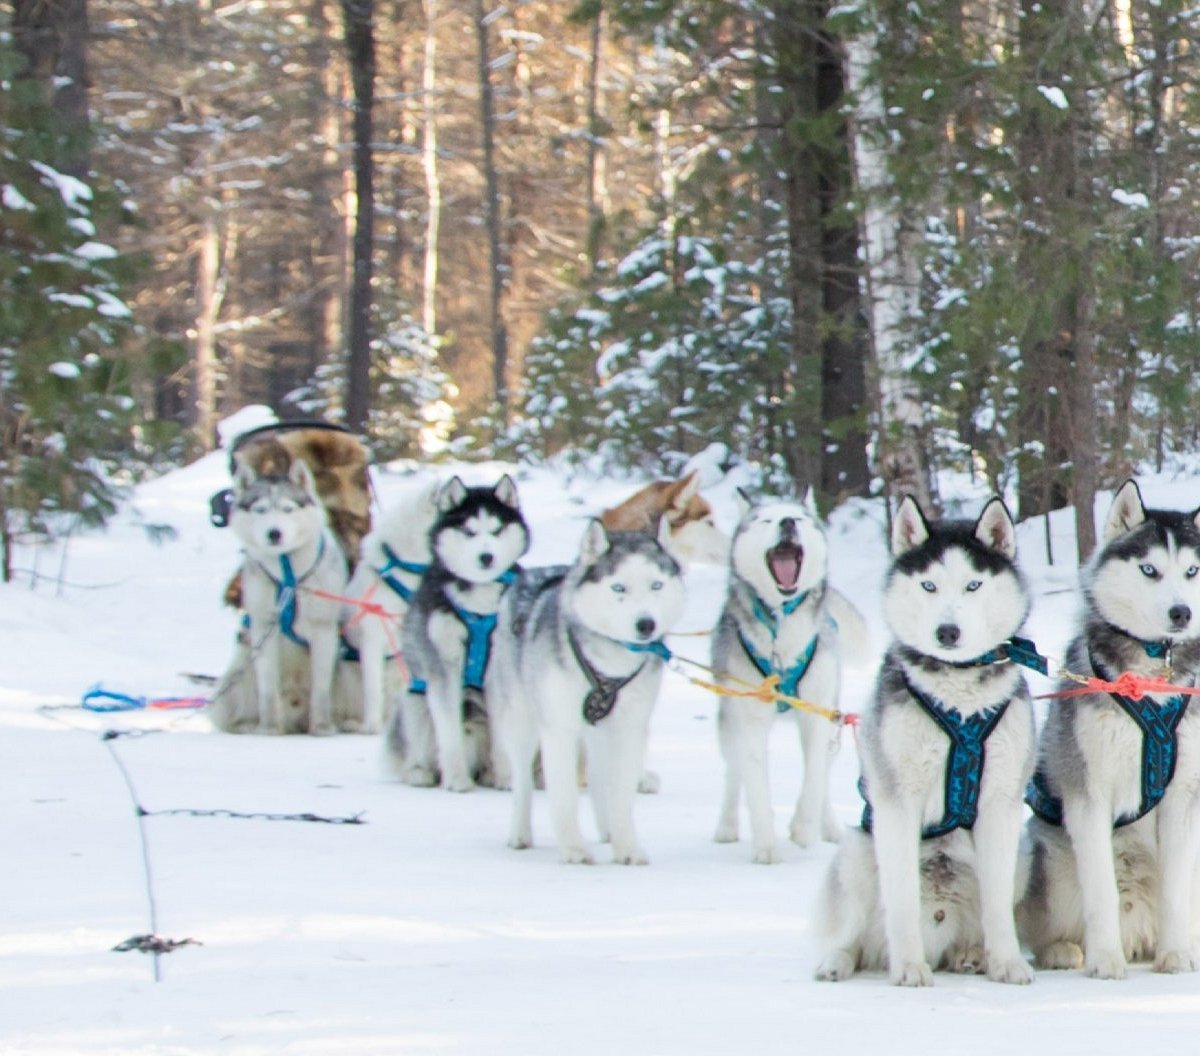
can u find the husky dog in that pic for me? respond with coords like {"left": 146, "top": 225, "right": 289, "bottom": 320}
{"left": 713, "top": 492, "right": 866, "bottom": 864}
{"left": 601, "top": 471, "right": 728, "bottom": 566}
{"left": 340, "top": 479, "right": 440, "bottom": 734}
{"left": 213, "top": 458, "right": 350, "bottom": 735}
{"left": 383, "top": 475, "right": 529, "bottom": 792}
{"left": 816, "top": 497, "right": 1037, "bottom": 986}
{"left": 1017, "top": 481, "right": 1200, "bottom": 979}
{"left": 488, "top": 521, "right": 686, "bottom": 864}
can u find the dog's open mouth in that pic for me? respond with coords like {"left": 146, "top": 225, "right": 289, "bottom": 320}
{"left": 766, "top": 541, "right": 804, "bottom": 595}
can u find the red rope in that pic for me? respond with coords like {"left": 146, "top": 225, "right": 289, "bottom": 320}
{"left": 1037, "top": 670, "right": 1200, "bottom": 702}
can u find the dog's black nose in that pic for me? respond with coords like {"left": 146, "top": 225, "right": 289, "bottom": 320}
{"left": 1170, "top": 604, "right": 1192, "bottom": 628}
{"left": 636, "top": 616, "right": 656, "bottom": 640}
{"left": 779, "top": 517, "right": 797, "bottom": 538}
{"left": 267, "top": 528, "right": 282, "bottom": 545}
{"left": 479, "top": 552, "right": 494, "bottom": 568}
{"left": 936, "top": 624, "right": 961, "bottom": 647}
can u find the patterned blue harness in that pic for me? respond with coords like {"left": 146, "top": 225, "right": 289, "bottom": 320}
{"left": 250, "top": 536, "right": 328, "bottom": 649}
{"left": 860, "top": 638, "right": 1048, "bottom": 840}
{"left": 1026, "top": 645, "right": 1189, "bottom": 829}
{"left": 410, "top": 569, "right": 518, "bottom": 696}
{"left": 737, "top": 591, "right": 819, "bottom": 714}
{"left": 375, "top": 544, "right": 429, "bottom": 603}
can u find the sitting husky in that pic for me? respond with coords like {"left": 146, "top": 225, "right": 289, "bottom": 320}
{"left": 1017, "top": 481, "right": 1200, "bottom": 979}
{"left": 211, "top": 457, "right": 350, "bottom": 735}
{"left": 816, "top": 496, "right": 1036, "bottom": 986}
{"left": 601, "top": 470, "right": 728, "bottom": 566}
{"left": 488, "top": 521, "right": 686, "bottom": 864}
{"left": 713, "top": 491, "right": 866, "bottom": 863}
{"left": 383, "top": 475, "right": 529, "bottom": 792}
{"left": 340, "top": 479, "right": 439, "bottom": 734}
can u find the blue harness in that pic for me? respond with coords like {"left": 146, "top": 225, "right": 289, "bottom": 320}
{"left": 375, "top": 544, "right": 429, "bottom": 603}
{"left": 737, "top": 592, "right": 819, "bottom": 714}
{"left": 410, "top": 569, "right": 518, "bottom": 696}
{"left": 251, "top": 537, "right": 328, "bottom": 649}
{"left": 1026, "top": 648, "right": 1189, "bottom": 829}
{"left": 861, "top": 671, "right": 1010, "bottom": 840}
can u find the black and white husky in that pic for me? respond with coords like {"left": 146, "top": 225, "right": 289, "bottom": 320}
{"left": 383, "top": 475, "right": 529, "bottom": 792}
{"left": 816, "top": 497, "right": 1037, "bottom": 986}
{"left": 1017, "top": 480, "right": 1200, "bottom": 978}
{"left": 212, "top": 458, "right": 350, "bottom": 735}
{"left": 712, "top": 492, "right": 866, "bottom": 864}
{"left": 487, "top": 521, "right": 686, "bottom": 864}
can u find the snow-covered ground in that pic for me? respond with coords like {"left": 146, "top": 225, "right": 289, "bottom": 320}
{"left": 5, "top": 421, "right": 1200, "bottom": 1054}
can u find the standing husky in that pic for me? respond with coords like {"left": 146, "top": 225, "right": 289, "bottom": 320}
{"left": 383, "top": 475, "right": 529, "bottom": 792}
{"left": 816, "top": 497, "right": 1037, "bottom": 986}
{"left": 341, "top": 479, "right": 439, "bottom": 734}
{"left": 713, "top": 492, "right": 864, "bottom": 863}
{"left": 1017, "top": 481, "right": 1200, "bottom": 978}
{"left": 488, "top": 521, "right": 686, "bottom": 864}
{"left": 601, "top": 470, "right": 729, "bottom": 566}
{"left": 217, "top": 458, "right": 349, "bottom": 735}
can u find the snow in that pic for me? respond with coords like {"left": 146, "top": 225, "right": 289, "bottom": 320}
{"left": 1112, "top": 189, "right": 1151, "bottom": 209}
{"left": 3, "top": 183, "right": 36, "bottom": 212}
{"left": 1037, "top": 85, "right": 1069, "bottom": 111}
{"left": 48, "top": 361, "right": 81, "bottom": 379}
{"left": 5, "top": 439, "right": 1200, "bottom": 1053}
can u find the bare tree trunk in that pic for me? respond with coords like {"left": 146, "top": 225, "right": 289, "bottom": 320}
{"left": 421, "top": 0, "right": 441, "bottom": 338}
{"left": 584, "top": 4, "right": 605, "bottom": 274}
{"left": 474, "top": 0, "right": 509, "bottom": 417}
{"left": 192, "top": 185, "right": 222, "bottom": 451}
{"left": 341, "top": 0, "right": 376, "bottom": 434}
{"left": 845, "top": 18, "right": 933, "bottom": 510}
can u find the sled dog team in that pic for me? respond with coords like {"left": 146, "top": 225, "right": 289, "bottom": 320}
{"left": 215, "top": 453, "right": 1200, "bottom": 985}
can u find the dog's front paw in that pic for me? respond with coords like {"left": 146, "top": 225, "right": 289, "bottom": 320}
{"left": 255, "top": 722, "right": 283, "bottom": 736}
{"left": 637, "top": 770, "right": 661, "bottom": 795}
{"left": 987, "top": 955, "right": 1034, "bottom": 985}
{"left": 713, "top": 821, "right": 739, "bottom": 844}
{"left": 1155, "top": 949, "right": 1199, "bottom": 974}
{"left": 308, "top": 721, "right": 337, "bottom": 737}
{"left": 441, "top": 773, "right": 476, "bottom": 793}
{"left": 560, "top": 846, "right": 595, "bottom": 865}
{"left": 789, "top": 818, "right": 820, "bottom": 849}
{"left": 891, "top": 961, "right": 935, "bottom": 987}
{"left": 508, "top": 833, "right": 533, "bottom": 851}
{"left": 400, "top": 765, "right": 438, "bottom": 788}
{"left": 814, "top": 950, "right": 856, "bottom": 982}
{"left": 751, "top": 844, "right": 782, "bottom": 865}
{"left": 1035, "top": 941, "right": 1083, "bottom": 970}
{"left": 948, "top": 945, "right": 983, "bottom": 974}
{"left": 613, "top": 844, "right": 649, "bottom": 866}
{"left": 1085, "top": 948, "right": 1127, "bottom": 980}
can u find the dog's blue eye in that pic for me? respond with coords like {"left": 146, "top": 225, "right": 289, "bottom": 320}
{"left": 1140, "top": 563, "right": 1159, "bottom": 579}
{"left": 1188, "top": 566, "right": 1199, "bottom": 579}
{"left": 920, "top": 581, "right": 936, "bottom": 593}
{"left": 651, "top": 581, "right": 664, "bottom": 591}
{"left": 966, "top": 580, "right": 982, "bottom": 592}
{"left": 612, "top": 584, "right": 626, "bottom": 594}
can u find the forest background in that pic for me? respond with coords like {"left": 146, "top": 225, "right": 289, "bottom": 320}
{"left": 2, "top": 0, "right": 1199, "bottom": 579}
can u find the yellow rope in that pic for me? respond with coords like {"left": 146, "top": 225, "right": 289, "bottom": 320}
{"left": 666, "top": 653, "right": 848, "bottom": 725}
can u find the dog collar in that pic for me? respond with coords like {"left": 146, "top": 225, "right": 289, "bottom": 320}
{"left": 249, "top": 535, "right": 329, "bottom": 649}
{"left": 750, "top": 590, "right": 810, "bottom": 638}
{"left": 965, "top": 636, "right": 1050, "bottom": 675}
{"left": 568, "top": 628, "right": 649, "bottom": 724}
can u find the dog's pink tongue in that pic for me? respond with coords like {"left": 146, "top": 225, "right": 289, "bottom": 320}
{"left": 768, "top": 545, "right": 802, "bottom": 591}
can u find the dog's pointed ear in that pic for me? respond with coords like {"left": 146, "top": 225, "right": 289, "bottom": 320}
{"left": 493, "top": 474, "right": 519, "bottom": 509}
{"left": 233, "top": 461, "right": 256, "bottom": 495}
{"left": 656, "top": 511, "right": 673, "bottom": 552}
{"left": 892, "top": 495, "right": 929, "bottom": 555}
{"left": 288, "top": 457, "right": 317, "bottom": 497}
{"left": 974, "top": 497, "right": 1016, "bottom": 560}
{"left": 670, "top": 470, "right": 701, "bottom": 510}
{"left": 1105, "top": 479, "right": 1146, "bottom": 541}
{"left": 734, "top": 486, "right": 754, "bottom": 519}
{"left": 579, "top": 518, "right": 611, "bottom": 564}
{"left": 802, "top": 484, "right": 818, "bottom": 516}
{"left": 436, "top": 475, "right": 468, "bottom": 513}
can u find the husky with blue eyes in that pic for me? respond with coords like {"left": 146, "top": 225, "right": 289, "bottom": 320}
{"left": 816, "top": 495, "right": 1037, "bottom": 986}
{"left": 1017, "top": 481, "right": 1200, "bottom": 979}
{"left": 487, "top": 521, "right": 685, "bottom": 864}
{"left": 383, "top": 475, "right": 530, "bottom": 791}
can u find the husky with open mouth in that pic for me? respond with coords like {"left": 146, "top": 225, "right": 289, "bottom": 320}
{"left": 713, "top": 491, "right": 866, "bottom": 864}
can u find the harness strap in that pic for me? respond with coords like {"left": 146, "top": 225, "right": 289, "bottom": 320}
{"left": 738, "top": 630, "right": 819, "bottom": 714}
{"left": 970, "top": 636, "right": 1050, "bottom": 676}
{"left": 1026, "top": 649, "right": 1189, "bottom": 829}
{"left": 861, "top": 672, "right": 1008, "bottom": 840}
{"left": 568, "top": 628, "right": 657, "bottom": 720}
{"left": 251, "top": 536, "right": 328, "bottom": 649}
{"left": 375, "top": 544, "right": 429, "bottom": 603}
{"left": 750, "top": 590, "right": 809, "bottom": 638}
